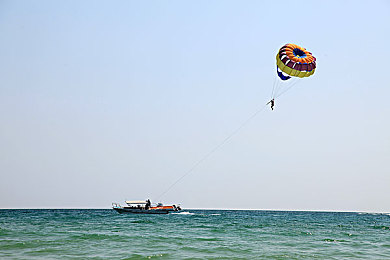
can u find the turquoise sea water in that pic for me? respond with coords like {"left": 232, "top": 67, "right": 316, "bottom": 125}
{"left": 1, "top": 209, "right": 389, "bottom": 259}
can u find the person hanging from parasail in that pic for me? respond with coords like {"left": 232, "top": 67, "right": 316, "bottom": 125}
{"left": 266, "top": 98, "right": 275, "bottom": 110}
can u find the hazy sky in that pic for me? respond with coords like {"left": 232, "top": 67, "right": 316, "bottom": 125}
{"left": 1, "top": 0, "right": 389, "bottom": 211}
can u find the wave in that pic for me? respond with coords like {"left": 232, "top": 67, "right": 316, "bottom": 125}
{"left": 323, "top": 238, "right": 349, "bottom": 243}
{"left": 121, "top": 253, "right": 170, "bottom": 260}
{"left": 172, "top": 211, "right": 194, "bottom": 215}
{"left": 373, "top": 225, "right": 390, "bottom": 230}
{"left": 131, "top": 219, "right": 155, "bottom": 224}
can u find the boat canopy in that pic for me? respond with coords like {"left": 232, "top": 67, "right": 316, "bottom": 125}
{"left": 125, "top": 200, "right": 147, "bottom": 205}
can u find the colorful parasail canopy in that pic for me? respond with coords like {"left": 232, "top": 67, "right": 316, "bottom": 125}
{"left": 276, "top": 43, "right": 316, "bottom": 81}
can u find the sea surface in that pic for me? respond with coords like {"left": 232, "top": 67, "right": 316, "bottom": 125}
{"left": 0, "top": 209, "right": 389, "bottom": 259}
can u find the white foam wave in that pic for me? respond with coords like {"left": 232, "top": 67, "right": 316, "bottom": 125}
{"left": 172, "top": 211, "right": 194, "bottom": 215}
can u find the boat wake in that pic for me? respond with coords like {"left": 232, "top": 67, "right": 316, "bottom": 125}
{"left": 172, "top": 211, "right": 194, "bottom": 215}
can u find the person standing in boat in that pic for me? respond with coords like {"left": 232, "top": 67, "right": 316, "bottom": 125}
{"left": 146, "top": 199, "right": 151, "bottom": 210}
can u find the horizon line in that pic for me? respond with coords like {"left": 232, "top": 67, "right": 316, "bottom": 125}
{"left": 0, "top": 207, "right": 389, "bottom": 214}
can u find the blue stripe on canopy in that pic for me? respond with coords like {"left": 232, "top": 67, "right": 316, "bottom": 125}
{"left": 277, "top": 67, "right": 291, "bottom": 81}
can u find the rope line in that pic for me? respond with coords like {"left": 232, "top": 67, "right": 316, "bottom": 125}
{"left": 155, "top": 103, "right": 268, "bottom": 201}
{"left": 155, "top": 76, "right": 303, "bottom": 201}
{"left": 271, "top": 76, "right": 277, "bottom": 99}
{"left": 275, "top": 78, "right": 301, "bottom": 98}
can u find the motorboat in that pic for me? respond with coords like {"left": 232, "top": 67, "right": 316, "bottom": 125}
{"left": 112, "top": 199, "right": 181, "bottom": 214}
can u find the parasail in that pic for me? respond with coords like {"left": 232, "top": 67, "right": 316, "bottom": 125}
{"left": 276, "top": 43, "right": 316, "bottom": 81}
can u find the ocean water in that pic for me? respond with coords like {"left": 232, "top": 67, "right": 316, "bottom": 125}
{"left": 0, "top": 209, "right": 389, "bottom": 259}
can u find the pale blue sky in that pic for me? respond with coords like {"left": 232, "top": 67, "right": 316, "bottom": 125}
{"left": 1, "top": 0, "right": 389, "bottom": 211}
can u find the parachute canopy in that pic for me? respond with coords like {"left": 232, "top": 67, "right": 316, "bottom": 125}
{"left": 276, "top": 43, "right": 316, "bottom": 81}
